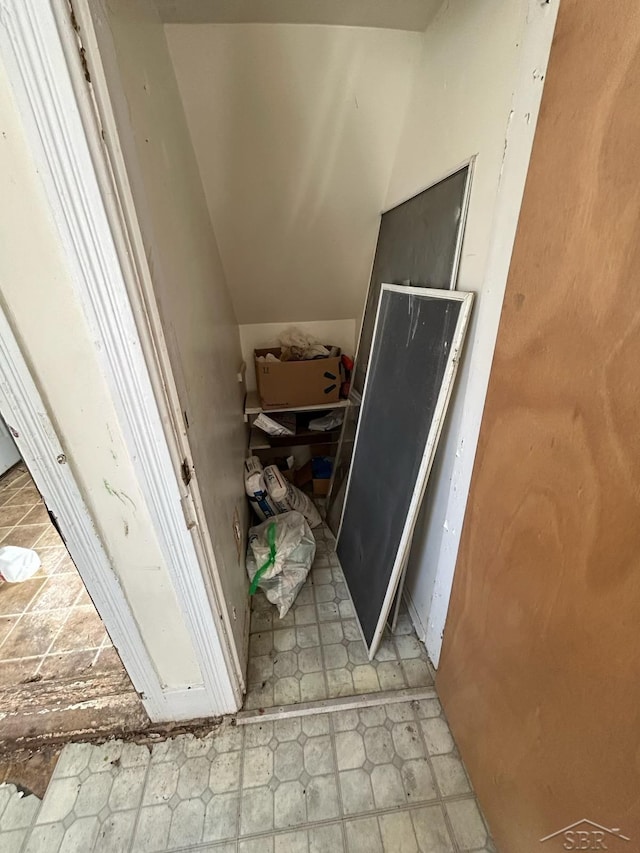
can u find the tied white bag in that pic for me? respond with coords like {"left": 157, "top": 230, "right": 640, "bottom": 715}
{"left": 0, "top": 546, "right": 41, "bottom": 582}
{"left": 246, "top": 511, "right": 316, "bottom": 618}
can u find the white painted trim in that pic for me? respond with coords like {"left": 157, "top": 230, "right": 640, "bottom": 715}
{"left": 0, "top": 308, "right": 166, "bottom": 721}
{"left": 424, "top": 0, "right": 560, "bottom": 666}
{"left": 404, "top": 586, "right": 427, "bottom": 644}
{"left": 0, "top": 0, "right": 239, "bottom": 718}
{"left": 337, "top": 284, "right": 474, "bottom": 659}
{"left": 159, "top": 686, "right": 223, "bottom": 721}
{"left": 64, "top": 0, "right": 245, "bottom": 694}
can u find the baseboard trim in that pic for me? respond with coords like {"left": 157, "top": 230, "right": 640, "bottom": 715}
{"left": 159, "top": 685, "right": 234, "bottom": 721}
{"left": 405, "top": 589, "right": 428, "bottom": 645}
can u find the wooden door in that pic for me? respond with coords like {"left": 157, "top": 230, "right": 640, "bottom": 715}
{"left": 437, "top": 2, "right": 640, "bottom": 851}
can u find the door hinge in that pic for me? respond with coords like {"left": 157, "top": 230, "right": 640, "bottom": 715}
{"left": 180, "top": 492, "right": 197, "bottom": 531}
{"left": 181, "top": 458, "right": 192, "bottom": 486}
{"left": 68, "top": 3, "right": 92, "bottom": 83}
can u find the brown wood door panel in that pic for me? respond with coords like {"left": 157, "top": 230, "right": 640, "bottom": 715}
{"left": 437, "top": 2, "right": 640, "bottom": 851}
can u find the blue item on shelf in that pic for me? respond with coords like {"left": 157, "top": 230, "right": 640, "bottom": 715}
{"left": 312, "top": 456, "right": 333, "bottom": 480}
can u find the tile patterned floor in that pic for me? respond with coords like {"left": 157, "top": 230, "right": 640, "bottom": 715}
{"left": 0, "top": 464, "right": 119, "bottom": 687}
{"left": 246, "top": 522, "right": 434, "bottom": 711}
{"left": 0, "top": 463, "right": 146, "bottom": 766}
{"left": 0, "top": 696, "right": 495, "bottom": 852}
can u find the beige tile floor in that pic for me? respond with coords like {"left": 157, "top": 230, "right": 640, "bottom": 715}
{"left": 0, "top": 464, "right": 151, "bottom": 799}
{"left": 0, "top": 487, "right": 494, "bottom": 851}
{"left": 0, "top": 464, "right": 119, "bottom": 686}
{"left": 245, "top": 522, "right": 434, "bottom": 711}
{"left": 0, "top": 696, "right": 495, "bottom": 852}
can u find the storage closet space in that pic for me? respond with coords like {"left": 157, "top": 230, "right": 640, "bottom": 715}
{"left": 240, "top": 322, "right": 439, "bottom": 709}
{"left": 241, "top": 289, "right": 472, "bottom": 711}
{"left": 245, "top": 527, "right": 434, "bottom": 711}
{"left": 88, "top": 0, "right": 494, "bottom": 712}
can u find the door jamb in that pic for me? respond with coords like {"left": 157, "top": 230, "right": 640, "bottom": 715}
{"left": 64, "top": 0, "right": 246, "bottom": 694}
{"left": 0, "top": 0, "right": 242, "bottom": 717}
{"left": 0, "top": 303, "right": 166, "bottom": 721}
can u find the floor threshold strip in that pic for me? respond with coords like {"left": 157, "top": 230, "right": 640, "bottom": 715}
{"left": 235, "top": 685, "right": 438, "bottom": 724}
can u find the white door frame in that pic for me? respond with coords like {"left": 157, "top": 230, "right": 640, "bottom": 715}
{"left": 0, "top": 0, "right": 242, "bottom": 718}
{"left": 0, "top": 306, "right": 168, "bottom": 720}
{"left": 66, "top": 0, "right": 246, "bottom": 694}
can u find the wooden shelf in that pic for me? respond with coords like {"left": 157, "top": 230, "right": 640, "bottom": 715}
{"left": 249, "top": 427, "right": 341, "bottom": 452}
{"left": 244, "top": 389, "right": 349, "bottom": 418}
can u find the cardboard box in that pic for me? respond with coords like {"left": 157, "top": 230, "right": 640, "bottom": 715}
{"left": 312, "top": 478, "right": 331, "bottom": 497}
{"left": 255, "top": 347, "right": 341, "bottom": 409}
{"left": 294, "top": 460, "right": 313, "bottom": 489}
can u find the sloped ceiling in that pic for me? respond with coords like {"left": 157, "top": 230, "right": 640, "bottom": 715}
{"left": 166, "top": 23, "right": 423, "bottom": 323}
{"left": 156, "top": 0, "right": 442, "bottom": 31}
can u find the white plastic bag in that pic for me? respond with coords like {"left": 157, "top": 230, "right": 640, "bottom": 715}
{"left": 253, "top": 412, "right": 295, "bottom": 437}
{"left": 309, "top": 409, "right": 344, "bottom": 432}
{"left": 0, "top": 546, "right": 41, "bottom": 582}
{"left": 246, "top": 511, "right": 316, "bottom": 618}
{"left": 263, "top": 464, "right": 322, "bottom": 528}
{"left": 278, "top": 328, "right": 330, "bottom": 362}
{"left": 244, "top": 456, "right": 278, "bottom": 522}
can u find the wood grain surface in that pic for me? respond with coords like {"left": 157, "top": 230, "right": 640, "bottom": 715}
{"left": 436, "top": 2, "right": 640, "bottom": 851}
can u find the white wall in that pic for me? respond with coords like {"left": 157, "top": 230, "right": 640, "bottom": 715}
{"left": 165, "top": 24, "right": 422, "bottom": 324}
{"left": 94, "top": 0, "right": 250, "bottom": 662}
{"left": 239, "top": 320, "right": 357, "bottom": 391}
{"left": 165, "top": 6, "right": 558, "bottom": 671}
{"left": 0, "top": 58, "right": 202, "bottom": 690}
{"left": 387, "top": 0, "right": 559, "bottom": 664}
{"left": 156, "top": 0, "right": 443, "bottom": 30}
